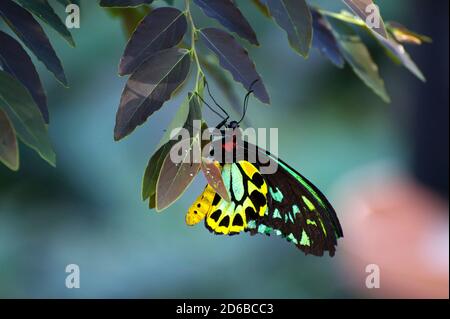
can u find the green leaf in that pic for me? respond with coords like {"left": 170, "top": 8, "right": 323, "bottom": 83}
{"left": 119, "top": 7, "right": 187, "bottom": 75}
{"left": 199, "top": 28, "right": 270, "bottom": 104}
{"left": 0, "top": 70, "right": 55, "bottom": 166}
{"left": 14, "top": 0, "right": 75, "bottom": 47}
{"left": 193, "top": 0, "right": 259, "bottom": 45}
{"left": 155, "top": 84, "right": 205, "bottom": 152}
{"left": 323, "top": 11, "right": 426, "bottom": 82}
{"left": 0, "top": 30, "right": 49, "bottom": 123}
{"left": 143, "top": 93, "right": 202, "bottom": 210}
{"left": 100, "top": 0, "right": 154, "bottom": 7}
{"left": 327, "top": 16, "right": 390, "bottom": 103}
{"left": 0, "top": 108, "right": 19, "bottom": 171}
{"left": 265, "top": 0, "right": 312, "bottom": 58}
{"left": 114, "top": 47, "right": 191, "bottom": 141}
{"left": 342, "top": 0, "right": 388, "bottom": 39}
{"left": 0, "top": 0, "right": 67, "bottom": 86}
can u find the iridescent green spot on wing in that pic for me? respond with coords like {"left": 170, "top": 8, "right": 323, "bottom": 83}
{"left": 272, "top": 208, "right": 282, "bottom": 219}
{"left": 222, "top": 164, "right": 231, "bottom": 196}
{"left": 258, "top": 224, "right": 272, "bottom": 235}
{"left": 292, "top": 205, "right": 300, "bottom": 216}
{"left": 300, "top": 230, "right": 311, "bottom": 247}
{"left": 247, "top": 220, "right": 257, "bottom": 229}
{"left": 269, "top": 187, "right": 284, "bottom": 202}
{"left": 287, "top": 233, "right": 298, "bottom": 245}
{"left": 302, "top": 195, "right": 315, "bottom": 211}
{"left": 231, "top": 163, "right": 244, "bottom": 201}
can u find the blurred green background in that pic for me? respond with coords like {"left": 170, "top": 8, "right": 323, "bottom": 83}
{"left": 0, "top": 0, "right": 448, "bottom": 298}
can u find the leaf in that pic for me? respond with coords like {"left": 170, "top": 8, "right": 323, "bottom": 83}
{"left": 0, "top": 0, "right": 67, "bottom": 86}
{"left": 311, "top": 8, "right": 344, "bottom": 68}
{"left": 327, "top": 16, "right": 390, "bottom": 103}
{"left": 14, "top": 0, "right": 75, "bottom": 47}
{"left": 323, "top": 11, "right": 426, "bottom": 82}
{"left": 154, "top": 93, "right": 203, "bottom": 211}
{"left": 142, "top": 140, "right": 175, "bottom": 203}
{"left": 119, "top": 7, "right": 187, "bottom": 76}
{"left": 251, "top": 0, "right": 270, "bottom": 18}
{"left": 374, "top": 33, "right": 425, "bottom": 82}
{"left": 143, "top": 92, "right": 203, "bottom": 205}
{"left": 114, "top": 47, "right": 191, "bottom": 141}
{"left": 0, "top": 108, "right": 19, "bottom": 171}
{"left": 342, "top": 0, "right": 387, "bottom": 39}
{"left": 106, "top": 6, "right": 151, "bottom": 38}
{"left": 201, "top": 159, "right": 230, "bottom": 202}
{"left": 156, "top": 137, "right": 201, "bottom": 211}
{"left": 199, "top": 28, "right": 270, "bottom": 104}
{"left": 193, "top": 0, "right": 259, "bottom": 45}
{"left": 265, "top": 0, "right": 312, "bottom": 57}
{"left": 100, "top": 0, "right": 154, "bottom": 7}
{"left": 0, "top": 30, "right": 49, "bottom": 123}
{"left": 0, "top": 70, "right": 55, "bottom": 166}
{"left": 386, "top": 22, "right": 432, "bottom": 46}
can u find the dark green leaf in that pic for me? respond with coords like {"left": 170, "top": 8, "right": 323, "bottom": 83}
{"left": 0, "top": 0, "right": 67, "bottom": 86}
{"left": 0, "top": 70, "right": 55, "bottom": 166}
{"left": 14, "top": 0, "right": 75, "bottom": 47}
{"left": 311, "top": 8, "right": 344, "bottom": 68}
{"left": 119, "top": 7, "right": 187, "bottom": 76}
{"left": 327, "top": 16, "right": 390, "bottom": 103}
{"left": 0, "top": 30, "right": 49, "bottom": 123}
{"left": 193, "top": 0, "right": 259, "bottom": 45}
{"left": 342, "top": 0, "right": 387, "bottom": 39}
{"left": 114, "top": 48, "right": 191, "bottom": 140}
{"left": 200, "top": 28, "right": 270, "bottom": 104}
{"left": 0, "top": 108, "right": 19, "bottom": 171}
{"left": 100, "top": 0, "right": 153, "bottom": 7}
{"left": 265, "top": 0, "right": 312, "bottom": 57}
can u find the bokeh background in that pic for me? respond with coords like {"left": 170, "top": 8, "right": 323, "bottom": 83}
{"left": 0, "top": 0, "right": 448, "bottom": 298}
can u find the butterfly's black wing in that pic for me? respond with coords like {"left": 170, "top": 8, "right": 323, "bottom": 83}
{"left": 239, "top": 141, "right": 344, "bottom": 256}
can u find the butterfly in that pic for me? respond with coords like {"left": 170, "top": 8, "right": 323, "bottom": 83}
{"left": 185, "top": 81, "right": 343, "bottom": 257}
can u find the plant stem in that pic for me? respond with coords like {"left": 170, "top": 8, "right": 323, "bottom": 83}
{"left": 185, "top": 0, "right": 204, "bottom": 91}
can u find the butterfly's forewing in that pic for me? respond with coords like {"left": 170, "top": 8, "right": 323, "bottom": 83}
{"left": 235, "top": 139, "right": 343, "bottom": 256}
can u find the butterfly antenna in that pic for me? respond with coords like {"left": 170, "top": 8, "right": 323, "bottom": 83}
{"left": 195, "top": 92, "right": 227, "bottom": 120}
{"left": 238, "top": 79, "right": 259, "bottom": 124}
{"left": 205, "top": 81, "right": 229, "bottom": 118}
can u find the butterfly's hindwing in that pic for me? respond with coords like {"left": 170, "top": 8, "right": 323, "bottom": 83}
{"left": 186, "top": 161, "right": 268, "bottom": 236}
